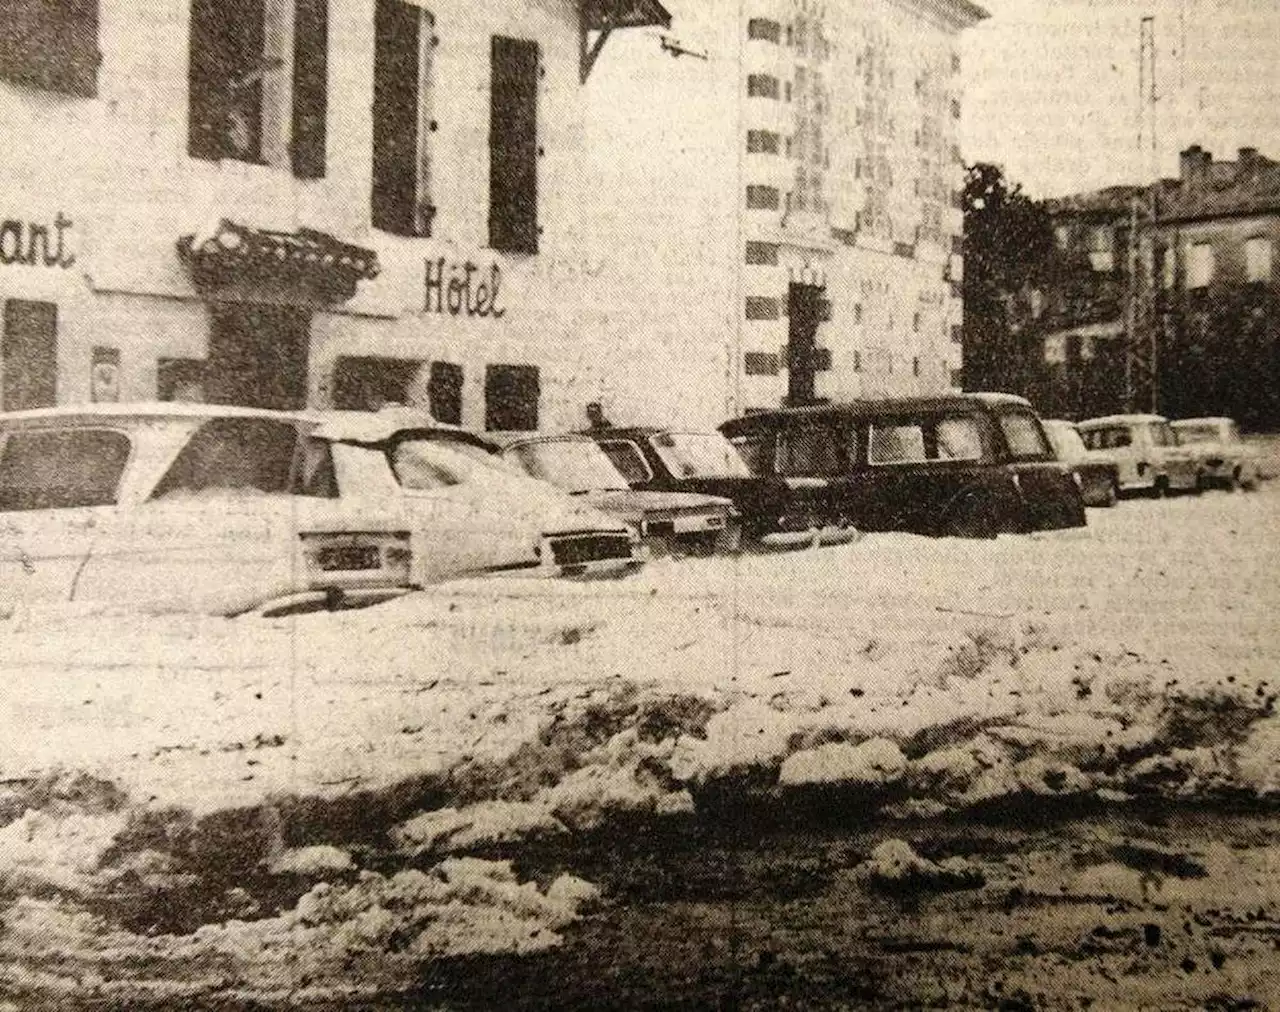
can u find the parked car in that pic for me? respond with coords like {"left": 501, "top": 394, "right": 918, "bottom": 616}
{"left": 408, "top": 428, "right": 740, "bottom": 554}
{"left": 1042, "top": 419, "right": 1121, "bottom": 507}
{"left": 582, "top": 425, "right": 857, "bottom": 548}
{"left": 1171, "top": 416, "right": 1260, "bottom": 490}
{"left": 0, "top": 404, "right": 415, "bottom": 616}
{"left": 1076, "top": 414, "right": 1201, "bottom": 496}
{"left": 313, "top": 414, "right": 645, "bottom": 582}
{"left": 720, "top": 393, "right": 1086, "bottom": 538}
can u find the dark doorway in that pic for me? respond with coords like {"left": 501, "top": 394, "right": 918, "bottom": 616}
{"left": 2, "top": 299, "right": 58, "bottom": 411}
{"left": 786, "top": 282, "right": 824, "bottom": 406}
{"left": 485, "top": 364, "right": 539, "bottom": 431}
{"left": 332, "top": 355, "right": 422, "bottom": 411}
{"left": 206, "top": 304, "right": 310, "bottom": 410}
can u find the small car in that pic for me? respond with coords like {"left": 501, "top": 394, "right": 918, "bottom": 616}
{"left": 1171, "top": 417, "right": 1260, "bottom": 490}
{"left": 313, "top": 414, "right": 645, "bottom": 582}
{"left": 0, "top": 404, "right": 415, "bottom": 616}
{"left": 1077, "top": 414, "right": 1201, "bottom": 496}
{"left": 409, "top": 427, "right": 740, "bottom": 554}
{"left": 583, "top": 425, "right": 857, "bottom": 548}
{"left": 720, "top": 393, "right": 1086, "bottom": 538}
{"left": 1042, "top": 419, "right": 1121, "bottom": 507}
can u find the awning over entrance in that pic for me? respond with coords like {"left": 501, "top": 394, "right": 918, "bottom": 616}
{"left": 579, "top": 0, "right": 671, "bottom": 82}
{"left": 176, "top": 220, "right": 380, "bottom": 304}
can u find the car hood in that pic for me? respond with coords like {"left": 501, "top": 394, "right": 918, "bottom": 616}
{"left": 581, "top": 489, "right": 733, "bottom": 523}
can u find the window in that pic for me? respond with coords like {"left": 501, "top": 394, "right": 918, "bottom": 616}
{"left": 0, "top": 428, "right": 129, "bottom": 511}
{"left": 189, "top": 0, "right": 294, "bottom": 164}
{"left": 935, "top": 417, "right": 983, "bottom": 461}
{"left": 332, "top": 356, "right": 421, "bottom": 411}
{"left": 747, "top": 130, "right": 781, "bottom": 154}
{"left": 778, "top": 424, "right": 843, "bottom": 476}
{"left": 598, "top": 440, "right": 652, "bottom": 484}
{"left": 912, "top": 356, "right": 920, "bottom": 376}
{"left": 372, "top": 0, "right": 435, "bottom": 234}
{"left": 745, "top": 241, "right": 779, "bottom": 266}
{"left": 157, "top": 358, "right": 206, "bottom": 402}
{"left": 507, "top": 439, "right": 623, "bottom": 493}
{"left": 997, "top": 412, "right": 1052, "bottom": 460}
{"left": 151, "top": 418, "right": 328, "bottom": 499}
{"left": 729, "top": 433, "right": 768, "bottom": 473}
{"left": 485, "top": 364, "right": 539, "bottom": 431}
{"left": 1186, "top": 242, "right": 1215, "bottom": 289}
{"left": 2, "top": 300, "right": 58, "bottom": 411}
{"left": 747, "top": 18, "right": 781, "bottom": 43}
{"left": 744, "top": 351, "right": 780, "bottom": 376}
{"left": 1245, "top": 236, "right": 1273, "bottom": 283}
{"left": 745, "top": 296, "right": 780, "bottom": 320}
{"left": 868, "top": 423, "right": 927, "bottom": 465}
{"left": 427, "top": 361, "right": 463, "bottom": 425}
{"left": 1148, "top": 422, "right": 1177, "bottom": 448}
{"left": 0, "top": 0, "right": 99, "bottom": 96}
{"left": 747, "top": 74, "right": 780, "bottom": 99}
{"left": 290, "top": 0, "right": 328, "bottom": 178}
{"left": 746, "top": 185, "right": 780, "bottom": 210}
{"left": 489, "top": 36, "right": 540, "bottom": 253}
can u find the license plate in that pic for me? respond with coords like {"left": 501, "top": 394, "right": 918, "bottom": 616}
{"left": 674, "top": 514, "right": 723, "bottom": 533}
{"left": 315, "top": 545, "right": 380, "bottom": 571}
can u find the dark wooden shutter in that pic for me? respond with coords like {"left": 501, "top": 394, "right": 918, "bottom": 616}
{"left": 188, "top": 0, "right": 265, "bottom": 161}
{"left": 428, "top": 361, "right": 463, "bottom": 424}
{"left": 489, "top": 37, "right": 539, "bottom": 253}
{"left": 485, "top": 364, "right": 539, "bottom": 431}
{"left": 291, "top": 0, "right": 328, "bottom": 178}
{"left": 2, "top": 300, "right": 58, "bottom": 411}
{"left": 371, "top": 0, "right": 420, "bottom": 234}
{"left": 0, "top": 0, "right": 99, "bottom": 97}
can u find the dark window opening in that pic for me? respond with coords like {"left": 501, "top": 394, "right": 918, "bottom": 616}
{"left": 489, "top": 36, "right": 539, "bottom": 253}
{"left": 0, "top": 0, "right": 100, "bottom": 97}
{"left": 745, "top": 241, "right": 779, "bottom": 266}
{"left": 745, "top": 296, "right": 780, "bottom": 320}
{"left": 188, "top": 0, "right": 271, "bottom": 162}
{"left": 744, "top": 352, "right": 780, "bottom": 376}
{"left": 485, "top": 364, "right": 539, "bottom": 431}
{"left": 291, "top": 0, "right": 329, "bottom": 179}
{"left": 157, "top": 358, "right": 207, "bottom": 402}
{"left": 746, "top": 185, "right": 780, "bottom": 210}
{"left": 746, "top": 130, "right": 780, "bottom": 154}
{"left": 747, "top": 74, "right": 779, "bottom": 99}
{"left": 0, "top": 428, "right": 128, "bottom": 511}
{"left": 785, "top": 282, "right": 824, "bottom": 406}
{"left": 331, "top": 355, "right": 421, "bottom": 411}
{"left": 2, "top": 300, "right": 58, "bottom": 411}
{"left": 427, "top": 361, "right": 463, "bottom": 424}
{"left": 747, "top": 18, "right": 781, "bottom": 43}
{"left": 371, "top": 0, "right": 434, "bottom": 235}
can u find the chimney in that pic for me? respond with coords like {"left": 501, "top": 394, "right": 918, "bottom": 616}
{"left": 1179, "top": 145, "right": 1212, "bottom": 186}
{"left": 1238, "top": 147, "right": 1260, "bottom": 178}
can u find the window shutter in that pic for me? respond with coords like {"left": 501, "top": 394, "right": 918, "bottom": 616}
{"left": 291, "top": 0, "right": 328, "bottom": 179}
{"left": 371, "top": 0, "right": 420, "bottom": 233}
{"left": 484, "top": 364, "right": 539, "bottom": 431}
{"left": 0, "top": 0, "right": 99, "bottom": 97}
{"left": 489, "top": 37, "right": 539, "bottom": 254}
{"left": 428, "top": 361, "right": 464, "bottom": 425}
{"left": 188, "top": 0, "right": 267, "bottom": 161}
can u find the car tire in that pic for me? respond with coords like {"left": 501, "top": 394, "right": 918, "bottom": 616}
{"left": 1150, "top": 476, "right": 1170, "bottom": 499}
{"left": 1229, "top": 466, "right": 1243, "bottom": 492}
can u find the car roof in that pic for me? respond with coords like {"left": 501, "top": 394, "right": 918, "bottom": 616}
{"left": 0, "top": 401, "right": 320, "bottom": 425}
{"left": 310, "top": 409, "right": 481, "bottom": 445}
{"left": 721, "top": 392, "right": 1033, "bottom": 430}
{"left": 1041, "top": 418, "right": 1078, "bottom": 428}
{"left": 482, "top": 431, "right": 597, "bottom": 450}
{"left": 1077, "top": 414, "right": 1168, "bottom": 427}
{"left": 1171, "top": 416, "right": 1232, "bottom": 426}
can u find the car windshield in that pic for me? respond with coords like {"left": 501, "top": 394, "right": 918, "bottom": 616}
{"left": 998, "top": 411, "right": 1053, "bottom": 460}
{"left": 1174, "top": 424, "right": 1221, "bottom": 444}
{"left": 0, "top": 426, "right": 132, "bottom": 511}
{"left": 649, "top": 432, "right": 751, "bottom": 478}
{"left": 1044, "top": 422, "right": 1087, "bottom": 462}
{"left": 506, "top": 438, "right": 629, "bottom": 493}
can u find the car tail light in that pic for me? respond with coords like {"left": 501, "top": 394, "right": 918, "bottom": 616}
{"left": 300, "top": 531, "right": 412, "bottom": 584}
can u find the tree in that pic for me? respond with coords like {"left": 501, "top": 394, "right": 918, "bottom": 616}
{"left": 961, "top": 163, "right": 1057, "bottom": 396}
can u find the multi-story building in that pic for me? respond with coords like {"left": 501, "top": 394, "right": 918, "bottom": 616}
{"left": 0, "top": 0, "right": 984, "bottom": 433}
{"left": 1030, "top": 145, "right": 1280, "bottom": 428}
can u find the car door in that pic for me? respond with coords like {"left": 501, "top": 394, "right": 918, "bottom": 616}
{"left": 0, "top": 425, "right": 131, "bottom": 609}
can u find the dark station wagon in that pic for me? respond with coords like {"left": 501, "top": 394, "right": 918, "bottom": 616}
{"left": 584, "top": 426, "right": 857, "bottom": 548}
{"left": 719, "top": 393, "right": 1087, "bottom": 538}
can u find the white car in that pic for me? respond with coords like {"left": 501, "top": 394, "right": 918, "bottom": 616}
{"left": 0, "top": 404, "right": 414, "bottom": 616}
{"left": 312, "top": 414, "right": 645, "bottom": 583}
{"left": 1171, "top": 417, "right": 1260, "bottom": 490}
{"left": 1076, "top": 413, "right": 1201, "bottom": 496}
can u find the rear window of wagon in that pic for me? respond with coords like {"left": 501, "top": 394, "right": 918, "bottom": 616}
{"left": 997, "top": 411, "right": 1053, "bottom": 461}
{"left": 0, "top": 427, "right": 132, "bottom": 511}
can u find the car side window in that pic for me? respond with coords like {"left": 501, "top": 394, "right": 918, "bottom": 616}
{"left": 868, "top": 423, "right": 927, "bottom": 465}
{"left": 151, "top": 419, "right": 306, "bottom": 499}
{"left": 729, "top": 433, "right": 769, "bottom": 474}
{"left": 934, "top": 416, "right": 983, "bottom": 461}
{"left": 778, "top": 424, "right": 844, "bottom": 476}
{"left": 298, "top": 439, "right": 339, "bottom": 498}
{"left": 0, "top": 428, "right": 132, "bottom": 511}
{"left": 598, "top": 440, "right": 652, "bottom": 483}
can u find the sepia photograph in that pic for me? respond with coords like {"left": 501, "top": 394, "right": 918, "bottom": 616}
{"left": 1, "top": 0, "right": 1278, "bottom": 1007}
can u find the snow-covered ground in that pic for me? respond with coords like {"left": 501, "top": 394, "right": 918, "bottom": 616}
{"left": 1, "top": 478, "right": 1278, "bottom": 1003}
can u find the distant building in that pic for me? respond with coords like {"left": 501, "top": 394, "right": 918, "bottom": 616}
{"left": 1029, "top": 145, "right": 1280, "bottom": 428}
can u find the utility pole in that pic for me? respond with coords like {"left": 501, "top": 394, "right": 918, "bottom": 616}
{"left": 1126, "top": 16, "right": 1160, "bottom": 413}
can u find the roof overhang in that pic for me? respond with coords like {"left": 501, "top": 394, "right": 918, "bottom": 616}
{"left": 579, "top": 0, "right": 672, "bottom": 82}
{"left": 176, "top": 220, "right": 380, "bottom": 305}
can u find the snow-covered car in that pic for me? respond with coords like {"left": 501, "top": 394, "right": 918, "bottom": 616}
{"left": 406, "top": 428, "right": 740, "bottom": 554}
{"left": 0, "top": 404, "right": 414, "bottom": 616}
{"left": 585, "top": 425, "right": 857, "bottom": 548}
{"left": 1042, "top": 419, "right": 1121, "bottom": 507}
{"left": 1171, "top": 416, "right": 1260, "bottom": 490}
{"left": 312, "top": 414, "right": 645, "bottom": 581}
{"left": 1077, "top": 414, "right": 1201, "bottom": 496}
